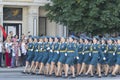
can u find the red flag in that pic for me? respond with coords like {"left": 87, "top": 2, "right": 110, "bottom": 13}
{"left": 0, "top": 25, "right": 7, "bottom": 40}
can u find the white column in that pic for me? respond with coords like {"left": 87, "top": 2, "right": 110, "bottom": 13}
{"left": 28, "top": 6, "right": 39, "bottom": 36}
{"left": 56, "top": 24, "right": 67, "bottom": 37}
{"left": 0, "top": 5, "right": 3, "bottom": 41}
{"left": 19, "top": 24, "right": 22, "bottom": 39}
{"left": 63, "top": 26, "right": 67, "bottom": 37}
{"left": 0, "top": 5, "right": 3, "bottom": 26}
{"left": 56, "top": 24, "right": 64, "bottom": 37}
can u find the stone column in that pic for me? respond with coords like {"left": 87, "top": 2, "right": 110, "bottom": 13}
{"left": 56, "top": 24, "right": 68, "bottom": 37}
{"left": 56, "top": 24, "right": 63, "bottom": 37}
{"left": 0, "top": 0, "right": 2, "bottom": 2}
{"left": 0, "top": 5, "right": 3, "bottom": 26}
{"left": 0, "top": 5, "right": 3, "bottom": 41}
{"left": 28, "top": 6, "right": 39, "bottom": 36}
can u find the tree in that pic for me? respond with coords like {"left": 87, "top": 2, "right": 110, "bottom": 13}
{"left": 45, "top": 0, "right": 120, "bottom": 35}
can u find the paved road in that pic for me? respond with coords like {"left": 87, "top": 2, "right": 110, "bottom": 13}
{"left": 0, "top": 67, "right": 120, "bottom": 80}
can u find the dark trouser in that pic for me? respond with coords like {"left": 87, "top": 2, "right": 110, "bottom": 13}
{"left": 21, "top": 53, "right": 27, "bottom": 66}
{"left": 0, "top": 53, "right": 2, "bottom": 67}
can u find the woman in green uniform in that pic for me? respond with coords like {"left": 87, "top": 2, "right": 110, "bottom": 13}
{"left": 28, "top": 37, "right": 39, "bottom": 74}
{"left": 79, "top": 37, "right": 92, "bottom": 76}
{"left": 33, "top": 37, "right": 43, "bottom": 74}
{"left": 85, "top": 36, "right": 100, "bottom": 77}
{"left": 22, "top": 37, "right": 34, "bottom": 74}
{"left": 56, "top": 37, "right": 67, "bottom": 77}
{"left": 38, "top": 37, "right": 49, "bottom": 75}
{"left": 49, "top": 37, "right": 60, "bottom": 76}
{"left": 46, "top": 37, "right": 54, "bottom": 76}
{"left": 76, "top": 37, "right": 84, "bottom": 76}
{"left": 105, "top": 38, "right": 116, "bottom": 76}
{"left": 64, "top": 36, "right": 79, "bottom": 78}
{"left": 112, "top": 37, "right": 120, "bottom": 76}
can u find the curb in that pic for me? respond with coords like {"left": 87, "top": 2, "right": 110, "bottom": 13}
{"left": 0, "top": 67, "right": 24, "bottom": 72}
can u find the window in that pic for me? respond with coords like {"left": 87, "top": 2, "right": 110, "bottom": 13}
{"left": 39, "top": 17, "right": 47, "bottom": 36}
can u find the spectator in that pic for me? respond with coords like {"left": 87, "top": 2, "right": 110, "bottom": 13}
{"left": 21, "top": 34, "right": 25, "bottom": 40}
{"left": 20, "top": 39, "right": 27, "bottom": 66}
{"left": 13, "top": 35, "right": 20, "bottom": 67}
{"left": 5, "top": 36, "right": 12, "bottom": 68}
{"left": 11, "top": 43, "right": 16, "bottom": 68}
{"left": 27, "top": 31, "right": 32, "bottom": 38}
{"left": 0, "top": 39, "right": 3, "bottom": 67}
{"left": 9, "top": 31, "right": 14, "bottom": 39}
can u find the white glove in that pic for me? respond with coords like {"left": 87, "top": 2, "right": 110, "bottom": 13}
{"left": 31, "top": 49, "right": 33, "bottom": 51}
{"left": 65, "top": 53, "right": 67, "bottom": 56}
{"left": 104, "top": 50, "right": 107, "bottom": 53}
{"left": 113, "top": 53, "right": 115, "bottom": 56}
{"left": 47, "top": 47, "right": 50, "bottom": 50}
{"left": 57, "top": 51, "right": 59, "bottom": 54}
{"left": 50, "top": 50, "right": 53, "bottom": 52}
{"left": 103, "top": 57, "right": 106, "bottom": 60}
{"left": 89, "top": 53, "right": 91, "bottom": 56}
{"left": 76, "top": 56, "right": 79, "bottom": 60}
{"left": 40, "top": 48, "right": 43, "bottom": 50}
{"left": 82, "top": 52, "right": 84, "bottom": 55}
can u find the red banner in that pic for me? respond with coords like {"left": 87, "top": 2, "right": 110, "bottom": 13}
{"left": 0, "top": 25, "right": 7, "bottom": 40}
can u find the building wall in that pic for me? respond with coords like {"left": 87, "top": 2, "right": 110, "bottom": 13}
{"left": 3, "top": 6, "right": 29, "bottom": 35}
{"left": 0, "top": 0, "right": 67, "bottom": 39}
{"left": 22, "top": 7, "right": 28, "bottom": 35}
{"left": 46, "top": 20, "right": 56, "bottom": 36}
{"left": 3, "top": 0, "right": 33, "bottom": 2}
{"left": 39, "top": 7, "right": 57, "bottom": 36}
{"left": 39, "top": 7, "right": 47, "bottom": 17}
{"left": 0, "top": 5, "right": 3, "bottom": 40}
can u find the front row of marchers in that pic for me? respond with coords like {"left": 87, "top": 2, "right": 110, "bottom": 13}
{"left": 22, "top": 35, "right": 120, "bottom": 78}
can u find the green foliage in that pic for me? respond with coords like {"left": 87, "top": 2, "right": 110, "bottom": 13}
{"left": 45, "top": 0, "right": 120, "bottom": 34}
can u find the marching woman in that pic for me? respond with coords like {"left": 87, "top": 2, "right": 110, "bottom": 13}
{"left": 33, "top": 37, "right": 43, "bottom": 74}
{"left": 28, "top": 37, "right": 39, "bottom": 74}
{"left": 49, "top": 37, "right": 60, "bottom": 76}
{"left": 46, "top": 37, "right": 54, "bottom": 76}
{"left": 85, "top": 36, "right": 101, "bottom": 77}
{"left": 105, "top": 38, "right": 116, "bottom": 76}
{"left": 64, "top": 36, "right": 79, "bottom": 78}
{"left": 56, "top": 37, "right": 67, "bottom": 77}
{"left": 76, "top": 37, "right": 84, "bottom": 76}
{"left": 38, "top": 37, "right": 49, "bottom": 75}
{"left": 73, "top": 36, "right": 78, "bottom": 70}
{"left": 112, "top": 37, "right": 120, "bottom": 76}
{"left": 22, "top": 37, "right": 34, "bottom": 73}
{"left": 79, "top": 37, "right": 92, "bottom": 76}
{"left": 97, "top": 38, "right": 107, "bottom": 77}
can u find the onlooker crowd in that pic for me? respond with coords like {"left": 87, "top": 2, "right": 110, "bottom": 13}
{"left": 0, "top": 31, "right": 28, "bottom": 68}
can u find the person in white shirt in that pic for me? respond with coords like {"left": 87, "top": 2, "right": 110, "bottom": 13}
{"left": 11, "top": 43, "right": 16, "bottom": 68}
{"left": 21, "top": 39, "right": 27, "bottom": 66}
{"left": 5, "top": 37, "right": 12, "bottom": 68}
{"left": 0, "top": 39, "right": 3, "bottom": 67}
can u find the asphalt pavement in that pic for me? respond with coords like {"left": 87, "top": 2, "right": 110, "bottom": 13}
{"left": 0, "top": 67, "right": 120, "bottom": 80}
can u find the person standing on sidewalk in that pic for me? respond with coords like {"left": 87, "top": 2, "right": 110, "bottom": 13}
{"left": 11, "top": 43, "right": 16, "bottom": 68}
{"left": 0, "top": 39, "right": 3, "bottom": 67}
{"left": 21, "top": 39, "right": 27, "bottom": 66}
{"left": 5, "top": 36, "right": 12, "bottom": 68}
{"left": 13, "top": 35, "right": 20, "bottom": 67}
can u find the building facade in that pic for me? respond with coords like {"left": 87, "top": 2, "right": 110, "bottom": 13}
{"left": 0, "top": 0, "right": 67, "bottom": 40}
